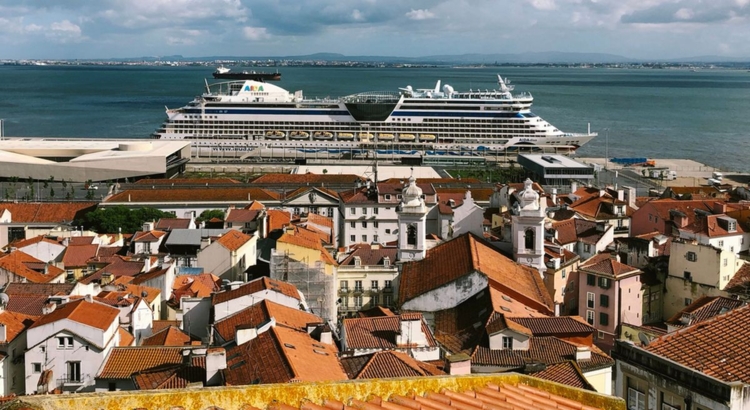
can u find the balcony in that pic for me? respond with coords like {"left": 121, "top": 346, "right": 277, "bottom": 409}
{"left": 57, "top": 374, "right": 88, "bottom": 387}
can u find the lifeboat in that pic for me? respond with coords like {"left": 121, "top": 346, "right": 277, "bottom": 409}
{"left": 359, "top": 132, "right": 374, "bottom": 141}
{"left": 378, "top": 133, "right": 395, "bottom": 141}
{"left": 419, "top": 134, "right": 436, "bottom": 141}
{"left": 265, "top": 130, "right": 285, "bottom": 139}
{"left": 289, "top": 131, "right": 310, "bottom": 140}
{"left": 313, "top": 131, "right": 334, "bottom": 140}
{"left": 398, "top": 134, "right": 416, "bottom": 142}
{"left": 338, "top": 132, "right": 355, "bottom": 140}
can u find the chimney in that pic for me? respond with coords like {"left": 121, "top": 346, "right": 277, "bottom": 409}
{"left": 101, "top": 272, "right": 114, "bottom": 286}
{"left": 575, "top": 345, "right": 592, "bottom": 361}
{"left": 143, "top": 221, "right": 154, "bottom": 232}
{"left": 144, "top": 256, "right": 152, "bottom": 272}
{"left": 446, "top": 354, "right": 471, "bottom": 375}
{"left": 448, "top": 199, "right": 456, "bottom": 207}
{"left": 0, "top": 323, "right": 6, "bottom": 343}
{"left": 42, "top": 303, "right": 57, "bottom": 315}
{"left": 84, "top": 294, "right": 93, "bottom": 303}
{"left": 617, "top": 189, "right": 624, "bottom": 201}
{"left": 551, "top": 188, "right": 557, "bottom": 205}
{"left": 396, "top": 314, "right": 427, "bottom": 346}
{"left": 205, "top": 348, "right": 227, "bottom": 387}
{"left": 570, "top": 181, "right": 578, "bottom": 194}
{"left": 43, "top": 263, "right": 49, "bottom": 275}
{"left": 248, "top": 193, "right": 252, "bottom": 201}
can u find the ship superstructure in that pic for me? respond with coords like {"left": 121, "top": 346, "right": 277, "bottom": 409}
{"left": 153, "top": 75, "right": 596, "bottom": 160}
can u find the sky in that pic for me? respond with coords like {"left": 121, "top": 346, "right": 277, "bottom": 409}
{"left": 0, "top": 0, "right": 748, "bottom": 60}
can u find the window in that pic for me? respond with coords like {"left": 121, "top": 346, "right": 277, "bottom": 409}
{"left": 683, "top": 271, "right": 692, "bottom": 282}
{"left": 718, "top": 240, "right": 724, "bottom": 247}
{"left": 586, "top": 310, "right": 595, "bottom": 326}
{"left": 374, "top": 222, "right": 379, "bottom": 228}
{"left": 627, "top": 378, "right": 647, "bottom": 410}
{"left": 599, "top": 312, "right": 609, "bottom": 326}
{"left": 561, "top": 269, "right": 566, "bottom": 279}
{"left": 587, "top": 292, "right": 595, "bottom": 309}
{"left": 354, "top": 280, "right": 363, "bottom": 292}
{"left": 374, "top": 208, "right": 379, "bottom": 215}
{"left": 350, "top": 208, "right": 356, "bottom": 215}
{"left": 502, "top": 336, "right": 514, "bottom": 350}
{"left": 370, "top": 294, "right": 379, "bottom": 305}
{"left": 385, "top": 229, "right": 391, "bottom": 234}
{"left": 584, "top": 243, "right": 592, "bottom": 253}
{"left": 599, "top": 277, "right": 611, "bottom": 289}
{"left": 350, "top": 235, "right": 355, "bottom": 242}
{"left": 32, "top": 363, "right": 42, "bottom": 373}
{"left": 385, "top": 194, "right": 391, "bottom": 200}
{"left": 685, "top": 298, "right": 692, "bottom": 306}
{"left": 597, "top": 330, "right": 605, "bottom": 339}
{"left": 67, "top": 361, "right": 81, "bottom": 383}
{"left": 340, "top": 280, "right": 348, "bottom": 291}
{"left": 686, "top": 251, "right": 697, "bottom": 262}
{"left": 361, "top": 235, "right": 367, "bottom": 242}
{"left": 362, "top": 208, "right": 367, "bottom": 215}
{"left": 57, "top": 337, "right": 73, "bottom": 350}
{"left": 341, "top": 296, "right": 348, "bottom": 307}
{"left": 724, "top": 258, "right": 728, "bottom": 267}
{"left": 350, "top": 222, "right": 355, "bottom": 228}
{"left": 661, "top": 392, "right": 682, "bottom": 410}
{"left": 371, "top": 280, "right": 379, "bottom": 290}
{"left": 385, "top": 280, "right": 392, "bottom": 289}
{"left": 354, "top": 296, "right": 363, "bottom": 308}
{"left": 587, "top": 274, "right": 596, "bottom": 286}
{"left": 384, "top": 295, "right": 392, "bottom": 306}
{"left": 600, "top": 294, "right": 609, "bottom": 307}
{"left": 362, "top": 222, "right": 368, "bottom": 228}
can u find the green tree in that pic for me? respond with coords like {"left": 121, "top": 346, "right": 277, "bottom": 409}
{"left": 75, "top": 206, "right": 175, "bottom": 233}
{"left": 49, "top": 187, "right": 55, "bottom": 198}
{"left": 197, "top": 209, "right": 226, "bottom": 223}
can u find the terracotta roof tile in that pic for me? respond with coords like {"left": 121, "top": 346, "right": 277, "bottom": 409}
{"left": 118, "top": 327, "right": 135, "bottom": 347}
{"left": 224, "top": 326, "right": 345, "bottom": 385}
{"left": 340, "top": 244, "right": 398, "bottom": 266}
{"left": 225, "top": 209, "right": 261, "bottom": 224}
{"left": 267, "top": 210, "right": 292, "bottom": 232}
{"left": 0, "top": 251, "right": 65, "bottom": 283}
{"left": 3, "top": 282, "right": 75, "bottom": 296}
{"left": 216, "top": 229, "right": 253, "bottom": 251}
{"left": 645, "top": 304, "right": 750, "bottom": 383}
{"left": 471, "top": 336, "right": 614, "bottom": 372}
{"left": 29, "top": 299, "right": 119, "bottom": 332}
{"left": 134, "top": 178, "right": 240, "bottom": 185}
{"left": 152, "top": 320, "right": 181, "bottom": 334}
{"left": 0, "top": 311, "right": 37, "bottom": 343}
{"left": 131, "top": 359, "right": 206, "bottom": 390}
{"left": 214, "top": 299, "right": 323, "bottom": 344}
{"left": 251, "top": 173, "right": 363, "bottom": 185}
{"left": 133, "top": 230, "right": 167, "bottom": 243}
{"left": 79, "top": 258, "right": 145, "bottom": 285}
{"left": 531, "top": 361, "right": 596, "bottom": 391}
{"left": 62, "top": 244, "right": 99, "bottom": 268}
{"left": 69, "top": 236, "right": 96, "bottom": 245}
{"left": 725, "top": 263, "right": 750, "bottom": 294}
{"left": 665, "top": 296, "right": 744, "bottom": 329}
{"left": 357, "top": 306, "right": 396, "bottom": 318}
{"left": 212, "top": 277, "right": 300, "bottom": 305}
{"left": 5, "top": 294, "right": 51, "bottom": 316}
{"left": 277, "top": 228, "right": 338, "bottom": 266}
{"left": 579, "top": 257, "right": 640, "bottom": 279}
{"left": 106, "top": 188, "right": 280, "bottom": 203}
{"left": 0, "top": 202, "right": 96, "bottom": 223}
{"left": 142, "top": 326, "right": 194, "bottom": 346}
{"left": 11, "top": 235, "right": 64, "bottom": 249}
{"left": 98, "top": 346, "right": 192, "bottom": 379}
{"left": 508, "top": 316, "right": 595, "bottom": 336}
{"left": 340, "top": 351, "right": 445, "bottom": 379}
{"left": 156, "top": 218, "right": 193, "bottom": 230}
{"left": 342, "top": 314, "right": 437, "bottom": 351}
{"left": 399, "top": 233, "right": 553, "bottom": 314}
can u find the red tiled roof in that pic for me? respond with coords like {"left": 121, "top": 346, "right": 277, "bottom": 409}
{"left": 106, "top": 188, "right": 280, "bottom": 203}
{"left": 155, "top": 218, "right": 193, "bottom": 230}
{"left": 340, "top": 351, "right": 445, "bottom": 379}
{"left": 152, "top": 320, "right": 180, "bottom": 334}
{"left": 134, "top": 178, "right": 240, "bottom": 185}
{"left": 665, "top": 296, "right": 744, "bottom": 329}
{"left": 212, "top": 277, "right": 300, "bottom": 305}
{"left": 340, "top": 244, "right": 398, "bottom": 267}
{"left": 0, "top": 202, "right": 96, "bottom": 223}
{"left": 216, "top": 229, "right": 253, "bottom": 251}
{"left": 118, "top": 327, "right": 135, "bottom": 347}
{"left": 98, "top": 346, "right": 192, "bottom": 379}
{"left": 579, "top": 256, "right": 640, "bottom": 279}
{"left": 532, "top": 361, "right": 595, "bottom": 391}
{"left": 471, "top": 336, "right": 614, "bottom": 372}
{"left": 357, "top": 306, "right": 396, "bottom": 318}
{"left": 508, "top": 316, "right": 595, "bottom": 336}
{"left": 225, "top": 209, "right": 261, "bottom": 224}
{"left": 11, "top": 235, "right": 64, "bottom": 249}
{"left": 435, "top": 188, "right": 494, "bottom": 203}
{"left": 62, "top": 244, "right": 99, "bottom": 268}
{"left": 277, "top": 227, "right": 338, "bottom": 266}
{"left": 266, "top": 210, "right": 292, "bottom": 232}
{"left": 6, "top": 294, "right": 51, "bottom": 317}
{"left": 342, "top": 314, "right": 437, "bottom": 351}
{"left": 399, "top": 233, "right": 553, "bottom": 314}
{"left": 142, "top": 326, "right": 194, "bottom": 346}
{"left": 0, "top": 251, "right": 65, "bottom": 283}
{"left": 3, "top": 282, "right": 75, "bottom": 296}
{"left": 79, "top": 258, "right": 145, "bottom": 285}
{"left": 69, "top": 236, "right": 95, "bottom": 245}
{"left": 726, "top": 263, "right": 750, "bottom": 294}
{"left": 0, "top": 311, "right": 37, "bottom": 343}
{"left": 224, "top": 326, "right": 345, "bottom": 385}
{"left": 303, "top": 212, "right": 334, "bottom": 230}
{"left": 29, "top": 299, "right": 119, "bottom": 332}
{"left": 131, "top": 359, "right": 205, "bottom": 390}
{"left": 645, "top": 304, "right": 750, "bottom": 383}
{"left": 214, "top": 299, "right": 323, "bottom": 344}
{"left": 132, "top": 230, "right": 166, "bottom": 243}
{"left": 251, "top": 173, "right": 363, "bottom": 185}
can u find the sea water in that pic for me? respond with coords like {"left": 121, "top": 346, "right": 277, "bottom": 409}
{"left": 1, "top": 65, "right": 749, "bottom": 171}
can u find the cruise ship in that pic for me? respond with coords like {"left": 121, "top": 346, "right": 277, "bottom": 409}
{"left": 153, "top": 75, "right": 596, "bottom": 162}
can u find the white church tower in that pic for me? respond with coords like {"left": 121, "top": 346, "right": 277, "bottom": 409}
{"left": 397, "top": 175, "right": 427, "bottom": 261}
{"left": 512, "top": 178, "right": 546, "bottom": 275}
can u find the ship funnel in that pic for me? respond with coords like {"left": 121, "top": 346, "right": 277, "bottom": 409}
{"left": 434, "top": 80, "right": 441, "bottom": 93}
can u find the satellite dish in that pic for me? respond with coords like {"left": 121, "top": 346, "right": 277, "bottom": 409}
{"left": 0, "top": 293, "right": 9, "bottom": 306}
{"left": 638, "top": 332, "right": 650, "bottom": 346}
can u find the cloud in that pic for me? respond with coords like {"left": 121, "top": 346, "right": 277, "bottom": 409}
{"left": 405, "top": 9, "right": 435, "bottom": 20}
{"left": 243, "top": 26, "right": 270, "bottom": 40}
{"left": 620, "top": 0, "right": 748, "bottom": 24}
{"left": 526, "top": 0, "right": 558, "bottom": 11}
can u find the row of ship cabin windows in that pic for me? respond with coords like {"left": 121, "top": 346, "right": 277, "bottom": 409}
{"left": 340, "top": 280, "right": 393, "bottom": 291}
{"left": 175, "top": 118, "right": 537, "bottom": 125}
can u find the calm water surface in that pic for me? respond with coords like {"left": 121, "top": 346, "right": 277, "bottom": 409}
{"left": 1, "top": 65, "right": 748, "bottom": 171}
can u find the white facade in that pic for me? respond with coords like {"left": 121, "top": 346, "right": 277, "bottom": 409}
{"left": 212, "top": 286, "right": 302, "bottom": 322}
{"left": 438, "top": 191, "right": 485, "bottom": 240}
{"left": 337, "top": 261, "right": 399, "bottom": 315}
{"left": 0, "top": 319, "right": 28, "bottom": 396}
{"left": 340, "top": 202, "right": 399, "bottom": 247}
{"left": 512, "top": 179, "right": 546, "bottom": 274}
{"left": 196, "top": 234, "right": 257, "bottom": 281}
{"left": 16, "top": 240, "right": 67, "bottom": 264}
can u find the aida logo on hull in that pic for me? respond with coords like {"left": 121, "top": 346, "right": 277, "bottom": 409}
{"left": 243, "top": 84, "right": 265, "bottom": 92}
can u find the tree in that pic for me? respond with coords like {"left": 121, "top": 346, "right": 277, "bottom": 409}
{"left": 197, "top": 209, "right": 225, "bottom": 223}
{"left": 75, "top": 206, "right": 175, "bottom": 233}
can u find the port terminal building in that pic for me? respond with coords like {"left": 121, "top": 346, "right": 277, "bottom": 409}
{"left": 0, "top": 140, "right": 190, "bottom": 182}
{"left": 517, "top": 154, "right": 595, "bottom": 186}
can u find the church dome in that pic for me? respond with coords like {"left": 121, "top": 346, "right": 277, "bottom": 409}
{"left": 402, "top": 176, "right": 423, "bottom": 207}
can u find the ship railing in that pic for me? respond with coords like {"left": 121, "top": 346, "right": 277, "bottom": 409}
{"left": 561, "top": 132, "right": 598, "bottom": 137}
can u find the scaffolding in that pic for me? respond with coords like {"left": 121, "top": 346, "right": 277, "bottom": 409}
{"left": 269, "top": 249, "right": 335, "bottom": 325}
